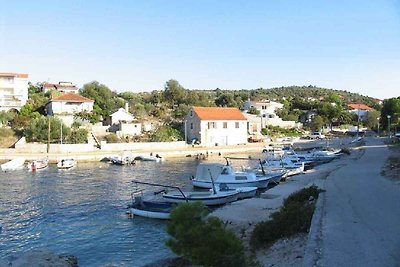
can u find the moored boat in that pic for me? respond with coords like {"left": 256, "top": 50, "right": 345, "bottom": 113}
{"left": 1, "top": 158, "right": 26, "bottom": 171}
{"left": 29, "top": 157, "right": 49, "bottom": 171}
{"left": 162, "top": 189, "right": 239, "bottom": 206}
{"left": 57, "top": 158, "right": 76, "bottom": 170}
{"left": 135, "top": 153, "right": 164, "bottom": 162}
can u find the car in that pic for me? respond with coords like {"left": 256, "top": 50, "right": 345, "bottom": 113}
{"left": 308, "top": 132, "right": 326, "bottom": 139}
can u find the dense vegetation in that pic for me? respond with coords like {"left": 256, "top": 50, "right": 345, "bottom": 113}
{"left": 250, "top": 186, "right": 324, "bottom": 249}
{"left": 0, "top": 79, "right": 398, "bottom": 144}
{"left": 166, "top": 202, "right": 247, "bottom": 267}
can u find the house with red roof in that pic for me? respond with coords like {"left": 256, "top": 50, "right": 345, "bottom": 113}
{"left": 46, "top": 93, "right": 94, "bottom": 116}
{"left": 42, "top": 82, "right": 78, "bottom": 94}
{"left": 185, "top": 107, "right": 247, "bottom": 146}
{"left": 347, "top": 103, "right": 374, "bottom": 121}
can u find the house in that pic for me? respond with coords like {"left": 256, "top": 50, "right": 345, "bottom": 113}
{"left": 0, "top": 72, "right": 28, "bottom": 111}
{"left": 185, "top": 107, "right": 247, "bottom": 146}
{"left": 243, "top": 100, "right": 283, "bottom": 118}
{"left": 42, "top": 82, "right": 78, "bottom": 94}
{"left": 243, "top": 100, "right": 301, "bottom": 129}
{"left": 104, "top": 103, "right": 142, "bottom": 137}
{"left": 46, "top": 93, "right": 94, "bottom": 115}
{"left": 348, "top": 103, "right": 373, "bottom": 121}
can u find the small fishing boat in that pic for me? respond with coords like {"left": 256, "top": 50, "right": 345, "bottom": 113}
{"left": 135, "top": 153, "right": 164, "bottom": 162}
{"left": 127, "top": 181, "right": 187, "bottom": 220}
{"left": 216, "top": 184, "right": 258, "bottom": 200}
{"left": 1, "top": 158, "right": 26, "bottom": 171}
{"left": 162, "top": 189, "right": 239, "bottom": 206}
{"left": 29, "top": 157, "right": 49, "bottom": 171}
{"left": 57, "top": 158, "right": 76, "bottom": 170}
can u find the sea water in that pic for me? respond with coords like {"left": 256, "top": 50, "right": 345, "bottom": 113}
{"left": 0, "top": 158, "right": 200, "bottom": 266}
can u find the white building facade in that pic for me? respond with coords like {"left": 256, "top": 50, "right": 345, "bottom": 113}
{"left": 46, "top": 93, "right": 94, "bottom": 115}
{"left": 185, "top": 107, "right": 247, "bottom": 146}
{"left": 243, "top": 100, "right": 283, "bottom": 118}
{"left": 0, "top": 72, "right": 29, "bottom": 111}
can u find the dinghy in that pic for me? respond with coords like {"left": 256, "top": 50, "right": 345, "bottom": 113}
{"left": 1, "top": 158, "right": 25, "bottom": 171}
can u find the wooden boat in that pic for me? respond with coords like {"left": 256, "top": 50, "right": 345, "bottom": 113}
{"left": 163, "top": 189, "right": 239, "bottom": 206}
{"left": 1, "top": 158, "right": 26, "bottom": 171}
{"left": 29, "top": 157, "right": 49, "bottom": 171}
{"left": 57, "top": 158, "right": 76, "bottom": 170}
{"left": 127, "top": 181, "right": 187, "bottom": 220}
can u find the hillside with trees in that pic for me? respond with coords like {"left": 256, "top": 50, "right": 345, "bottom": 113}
{"left": 1, "top": 79, "right": 397, "bottom": 146}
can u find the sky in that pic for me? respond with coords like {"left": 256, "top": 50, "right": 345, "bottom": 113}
{"left": 1, "top": 0, "right": 399, "bottom": 99}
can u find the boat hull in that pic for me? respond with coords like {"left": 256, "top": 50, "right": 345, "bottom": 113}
{"left": 128, "top": 201, "right": 173, "bottom": 219}
{"left": 192, "top": 179, "right": 270, "bottom": 189}
{"left": 163, "top": 191, "right": 239, "bottom": 206}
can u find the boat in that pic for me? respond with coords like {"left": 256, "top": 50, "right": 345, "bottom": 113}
{"left": 1, "top": 158, "right": 26, "bottom": 171}
{"left": 128, "top": 197, "right": 173, "bottom": 220}
{"left": 191, "top": 160, "right": 285, "bottom": 189}
{"left": 127, "top": 181, "right": 187, "bottom": 220}
{"left": 135, "top": 153, "right": 164, "bottom": 162}
{"left": 109, "top": 156, "right": 135, "bottom": 166}
{"left": 260, "top": 157, "right": 305, "bottom": 177}
{"left": 162, "top": 186, "right": 239, "bottom": 206}
{"left": 29, "top": 157, "right": 49, "bottom": 171}
{"left": 216, "top": 184, "right": 258, "bottom": 200}
{"left": 57, "top": 158, "right": 76, "bottom": 170}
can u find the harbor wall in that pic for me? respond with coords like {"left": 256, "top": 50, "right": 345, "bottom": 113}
{"left": 99, "top": 141, "right": 187, "bottom": 151}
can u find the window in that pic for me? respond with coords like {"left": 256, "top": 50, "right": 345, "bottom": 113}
{"left": 190, "top": 111, "right": 193, "bottom": 116}
{"left": 208, "top": 122, "right": 216, "bottom": 129}
{"left": 235, "top": 122, "right": 240, "bottom": 128}
{"left": 190, "top": 123, "right": 193, "bottom": 129}
{"left": 223, "top": 122, "right": 228, "bottom": 129}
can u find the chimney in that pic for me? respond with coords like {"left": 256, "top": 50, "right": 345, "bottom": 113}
{"left": 125, "top": 102, "right": 129, "bottom": 112}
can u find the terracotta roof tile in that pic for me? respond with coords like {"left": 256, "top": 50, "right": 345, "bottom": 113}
{"left": 51, "top": 93, "right": 93, "bottom": 102}
{"left": 193, "top": 107, "right": 246, "bottom": 120}
{"left": 348, "top": 103, "right": 373, "bottom": 111}
{"left": 0, "top": 72, "right": 28, "bottom": 78}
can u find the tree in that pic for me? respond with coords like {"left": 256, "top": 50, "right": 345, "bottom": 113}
{"left": 248, "top": 107, "right": 260, "bottom": 115}
{"left": 163, "top": 79, "right": 186, "bottom": 106}
{"left": 80, "top": 81, "right": 121, "bottom": 117}
{"left": 25, "top": 116, "right": 70, "bottom": 143}
{"left": 151, "top": 125, "right": 182, "bottom": 142}
{"left": 309, "top": 115, "right": 325, "bottom": 131}
{"left": 166, "top": 202, "right": 246, "bottom": 267}
{"left": 380, "top": 97, "right": 400, "bottom": 129}
{"left": 0, "top": 111, "right": 15, "bottom": 126}
{"left": 365, "top": 110, "right": 381, "bottom": 129}
{"left": 215, "top": 93, "right": 237, "bottom": 107}
{"left": 68, "top": 128, "right": 88, "bottom": 144}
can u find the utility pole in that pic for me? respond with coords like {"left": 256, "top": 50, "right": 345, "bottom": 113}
{"left": 387, "top": 115, "right": 391, "bottom": 137}
{"left": 47, "top": 117, "right": 51, "bottom": 153}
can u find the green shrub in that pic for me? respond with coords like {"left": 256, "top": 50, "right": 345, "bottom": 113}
{"left": 167, "top": 202, "right": 246, "bottom": 267}
{"left": 250, "top": 186, "right": 324, "bottom": 249}
{"left": 104, "top": 133, "right": 120, "bottom": 143}
{"left": 68, "top": 128, "right": 88, "bottom": 144}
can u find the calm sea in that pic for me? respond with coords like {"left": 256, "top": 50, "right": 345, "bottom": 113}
{"left": 0, "top": 158, "right": 204, "bottom": 266}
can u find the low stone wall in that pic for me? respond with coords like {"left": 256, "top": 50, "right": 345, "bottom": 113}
{"left": 100, "top": 141, "right": 187, "bottom": 151}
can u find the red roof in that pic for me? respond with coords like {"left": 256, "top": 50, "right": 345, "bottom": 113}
{"left": 348, "top": 103, "right": 373, "bottom": 111}
{"left": 51, "top": 93, "right": 93, "bottom": 102}
{"left": 192, "top": 107, "right": 247, "bottom": 121}
{"left": 0, "top": 72, "right": 28, "bottom": 78}
{"left": 43, "top": 82, "right": 77, "bottom": 88}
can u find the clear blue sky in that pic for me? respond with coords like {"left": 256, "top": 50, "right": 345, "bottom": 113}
{"left": 1, "top": 0, "right": 399, "bottom": 99}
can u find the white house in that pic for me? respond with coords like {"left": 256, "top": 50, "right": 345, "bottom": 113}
{"left": 185, "top": 107, "right": 247, "bottom": 146}
{"left": 105, "top": 103, "right": 142, "bottom": 137}
{"left": 0, "top": 72, "right": 28, "bottom": 111}
{"left": 42, "top": 82, "right": 78, "bottom": 94}
{"left": 46, "top": 93, "right": 94, "bottom": 115}
{"left": 348, "top": 103, "right": 373, "bottom": 121}
{"left": 243, "top": 100, "right": 283, "bottom": 118}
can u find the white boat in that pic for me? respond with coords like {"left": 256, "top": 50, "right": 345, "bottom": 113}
{"left": 1, "top": 158, "right": 26, "bottom": 171}
{"left": 57, "top": 158, "right": 76, "bottom": 170}
{"left": 191, "top": 163, "right": 284, "bottom": 189}
{"left": 260, "top": 157, "right": 305, "bottom": 177}
{"left": 29, "top": 157, "right": 49, "bottom": 171}
{"left": 109, "top": 156, "right": 135, "bottom": 166}
{"left": 163, "top": 188, "right": 239, "bottom": 206}
{"left": 135, "top": 154, "right": 164, "bottom": 162}
{"left": 216, "top": 184, "right": 258, "bottom": 200}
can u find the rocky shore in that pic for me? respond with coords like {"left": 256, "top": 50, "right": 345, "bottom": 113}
{"left": 0, "top": 250, "right": 78, "bottom": 267}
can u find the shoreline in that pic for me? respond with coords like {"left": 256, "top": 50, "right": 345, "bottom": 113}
{"left": 0, "top": 138, "right": 350, "bottom": 163}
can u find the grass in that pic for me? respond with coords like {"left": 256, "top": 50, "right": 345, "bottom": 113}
{"left": 0, "top": 128, "right": 18, "bottom": 148}
{"left": 250, "top": 186, "right": 324, "bottom": 249}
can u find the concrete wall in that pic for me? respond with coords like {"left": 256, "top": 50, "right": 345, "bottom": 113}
{"left": 100, "top": 141, "right": 186, "bottom": 151}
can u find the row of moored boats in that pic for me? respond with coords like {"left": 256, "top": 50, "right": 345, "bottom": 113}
{"left": 0, "top": 157, "right": 77, "bottom": 172}
{"left": 127, "top": 147, "right": 344, "bottom": 219}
